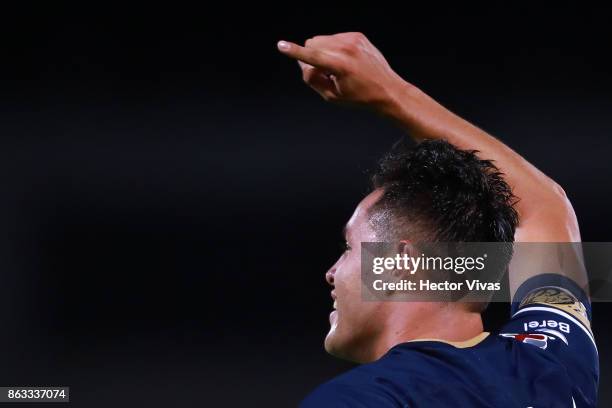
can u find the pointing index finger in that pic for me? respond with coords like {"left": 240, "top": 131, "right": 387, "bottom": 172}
{"left": 277, "top": 40, "right": 341, "bottom": 74}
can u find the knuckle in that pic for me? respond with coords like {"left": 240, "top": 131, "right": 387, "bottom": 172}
{"left": 341, "top": 42, "right": 357, "bottom": 55}
{"left": 341, "top": 32, "right": 365, "bottom": 44}
{"left": 351, "top": 34, "right": 365, "bottom": 47}
{"left": 338, "top": 34, "right": 365, "bottom": 55}
{"left": 306, "top": 36, "right": 323, "bottom": 47}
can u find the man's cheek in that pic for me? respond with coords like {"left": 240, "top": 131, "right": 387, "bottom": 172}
{"left": 340, "top": 257, "right": 362, "bottom": 287}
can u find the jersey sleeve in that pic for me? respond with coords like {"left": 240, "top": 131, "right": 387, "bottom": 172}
{"left": 500, "top": 273, "right": 599, "bottom": 407}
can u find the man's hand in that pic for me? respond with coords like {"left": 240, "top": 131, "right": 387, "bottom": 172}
{"left": 277, "top": 33, "right": 404, "bottom": 108}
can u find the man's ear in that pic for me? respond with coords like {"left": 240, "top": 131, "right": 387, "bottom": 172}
{"left": 398, "top": 239, "right": 413, "bottom": 254}
{"left": 391, "top": 240, "right": 417, "bottom": 279}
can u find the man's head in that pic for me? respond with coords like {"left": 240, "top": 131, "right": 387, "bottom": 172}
{"left": 324, "top": 139, "right": 519, "bottom": 362}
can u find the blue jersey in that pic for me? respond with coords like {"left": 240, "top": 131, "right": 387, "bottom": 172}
{"left": 301, "top": 275, "right": 599, "bottom": 407}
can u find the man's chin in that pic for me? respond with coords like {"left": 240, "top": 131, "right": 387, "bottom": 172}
{"left": 324, "top": 316, "right": 344, "bottom": 355}
{"left": 324, "top": 327, "right": 356, "bottom": 362}
{"left": 324, "top": 323, "right": 376, "bottom": 363}
{"left": 324, "top": 332, "right": 343, "bottom": 358}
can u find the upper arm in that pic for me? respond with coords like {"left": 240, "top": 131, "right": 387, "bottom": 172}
{"left": 514, "top": 183, "right": 581, "bottom": 243}
{"left": 500, "top": 279, "right": 598, "bottom": 406}
{"left": 510, "top": 183, "right": 587, "bottom": 298}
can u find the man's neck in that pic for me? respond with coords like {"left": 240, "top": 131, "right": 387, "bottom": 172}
{"left": 369, "top": 303, "right": 484, "bottom": 361}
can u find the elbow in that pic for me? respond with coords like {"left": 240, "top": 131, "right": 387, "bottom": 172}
{"left": 516, "top": 180, "right": 581, "bottom": 242}
{"left": 550, "top": 182, "right": 577, "bottom": 219}
{"left": 551, "top": 181, "right": 569, "bottom": 202}
{"left": 536, "top": 176, "right": 572, "bottom": 207}
{"left": 543, "top": 182, "right": 581, "bottom": 241}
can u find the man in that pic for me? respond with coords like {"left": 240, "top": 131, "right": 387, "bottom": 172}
{"left": 277, "top": 33, "right": 598, "bottom": 407}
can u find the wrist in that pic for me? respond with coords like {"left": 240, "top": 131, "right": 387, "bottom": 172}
{"left": 376, "top": 77, "right": 421, "bottom": 120}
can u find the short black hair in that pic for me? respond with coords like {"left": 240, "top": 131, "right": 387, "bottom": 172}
{"left": 370, "top": 139, "right": 518, "bottom": 243}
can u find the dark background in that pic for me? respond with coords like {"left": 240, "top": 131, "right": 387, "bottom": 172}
{"left": 0, "top": 4, "right": 610, "bottom": 407}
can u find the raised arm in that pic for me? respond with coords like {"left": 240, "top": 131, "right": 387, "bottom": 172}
{"left": 277, "top": 33, "right": 587, "bottom": 294}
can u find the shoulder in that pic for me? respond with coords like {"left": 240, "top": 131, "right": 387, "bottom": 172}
{"left": 499, "top": 275, "right": 599, "bottom": 406}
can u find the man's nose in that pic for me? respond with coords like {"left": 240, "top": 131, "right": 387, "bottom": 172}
{"left": 325, "top": 266, "right": 335, "bottom": 286}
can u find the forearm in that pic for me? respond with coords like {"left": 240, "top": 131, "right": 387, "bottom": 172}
{"left": 379, "top": 81, "right": 580, "bottom": 242}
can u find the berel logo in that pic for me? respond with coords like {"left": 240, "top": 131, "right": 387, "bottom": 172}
{"left": 523, "top": 320, "right": 570, "bottom": 333}
{"left": 499, "top": 333, "right": 554, "bottom": 350}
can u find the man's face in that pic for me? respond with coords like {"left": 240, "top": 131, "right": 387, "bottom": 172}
{"left": 324, "top": 190, "right": 387, "bottom": 362}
